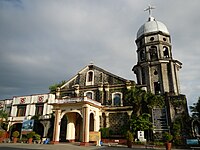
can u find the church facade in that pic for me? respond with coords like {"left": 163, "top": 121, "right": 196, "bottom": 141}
{"left": 51, "top": 64, "right": 134, "bottom": 145}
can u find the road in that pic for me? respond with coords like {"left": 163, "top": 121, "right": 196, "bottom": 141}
{"left": 0, "top": 143, "right": 192, "bottom": 150}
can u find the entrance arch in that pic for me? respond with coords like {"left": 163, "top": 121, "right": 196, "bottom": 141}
{"left": 59, "top": 112, "right": 83, "bottom": 142}
{"left": 10, "top": 123, "right": 22, "bottom": 138}
{"left": 51, "top": 99, "right": 101, "bottom": 145}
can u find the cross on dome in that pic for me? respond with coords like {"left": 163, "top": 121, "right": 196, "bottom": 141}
{"left": 144, "top": 5, "right": 155, "bottom": 17}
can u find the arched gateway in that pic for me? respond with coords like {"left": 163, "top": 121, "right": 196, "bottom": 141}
{"left": 51, "top": 97, "right": 101, "bottom": 146}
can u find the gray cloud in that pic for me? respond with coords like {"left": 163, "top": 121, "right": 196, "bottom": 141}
{"left": 0, "top": 0, "right": 200, "bottom": 110}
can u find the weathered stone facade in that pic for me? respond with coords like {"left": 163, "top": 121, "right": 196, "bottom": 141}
{"left": 56, "top": 63, "right": 135, "bottom": 135}
{"left": 133, "top": 16, "right": 189, "bottom": 135}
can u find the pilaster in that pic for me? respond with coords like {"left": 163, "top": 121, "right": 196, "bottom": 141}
{"left": 80, "top": 104, "right": 90, "bottom": 146}
{"left": 105, "top": 112, "right": 110, "bottom": 128}
{"left": 52, "top": 109, "right": 61, "bottom": 144}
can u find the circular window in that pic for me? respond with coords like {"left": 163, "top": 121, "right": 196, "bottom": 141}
{"left": 154, "top": 70, "right": 158, "bottom": 75}
{"left": 150, "top": 37, "right": 154, "bottom": 41}
{"left": 163, "top": 38, "right": 167, "bottom": 41}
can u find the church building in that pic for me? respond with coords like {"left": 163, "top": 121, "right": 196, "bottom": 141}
{"left": 0, "top": 8, "right": 189, "bottom": 145}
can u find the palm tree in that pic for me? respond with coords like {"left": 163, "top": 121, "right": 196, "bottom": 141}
{"left": 126, "top": 86, "right": 164, "bottom": 116}
{"left": 126, "top": 86, "right": 165, "bottom": 141}
{"left": 0, "top": 110, "right": 8, "bottom": 130}
{"left": 126, "top": 86, "right": 147, "bottom": 116}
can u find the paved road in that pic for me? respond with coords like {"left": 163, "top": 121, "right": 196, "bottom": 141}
{"left": 0, "top": 143, "right": 192, "bottom": 150}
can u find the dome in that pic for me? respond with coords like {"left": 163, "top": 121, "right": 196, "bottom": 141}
{"left": 137, "top": 17, "right": 169, "bottom": 39}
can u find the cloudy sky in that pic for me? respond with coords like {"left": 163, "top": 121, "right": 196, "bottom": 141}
{"left": 0, "top": 0, "right": 200, "bottom": 110}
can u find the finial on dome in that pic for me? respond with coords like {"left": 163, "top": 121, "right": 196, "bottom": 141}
{"left": 144, "top": 5, "right": 155, "bottom": 21}
{"left": 89, "top": 60, "right": 94, "bottom": 65}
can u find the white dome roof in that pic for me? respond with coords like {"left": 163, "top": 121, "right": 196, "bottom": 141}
{"left": 137, "top": 17, "right": 169, "bottom": 38}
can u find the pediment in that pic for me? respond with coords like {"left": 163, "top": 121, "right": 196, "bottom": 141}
{"left": 60, "top": 64, "right": 132, "bottom": 90}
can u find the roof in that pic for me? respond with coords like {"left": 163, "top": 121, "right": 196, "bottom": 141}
{"left": 60, "top": 63, "right": 134, "bottom": 89}
{"left": 137, "top": 16, "right": 169, "bottom": 39}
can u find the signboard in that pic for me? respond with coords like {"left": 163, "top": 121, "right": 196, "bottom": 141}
{"left": 89, "top": 131, "right": 101, "bottom": 141}
{"left": 137, "top": 131, "right": 146, "bottom": 142}
{"left": 21, "top": 119, "right": 34, "bottom": 132}
{"left": 152, "top": 108, "right": 168, "bottom": 131}
{"left": 186, "top": 139, "right": 199, "bottom": 145}
{"left": 137, "top": 131, "right": 144, "bottom": 139}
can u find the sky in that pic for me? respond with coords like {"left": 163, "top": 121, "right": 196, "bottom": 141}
{"left": 0, "top": 0, "right": 200, "bottom": 110}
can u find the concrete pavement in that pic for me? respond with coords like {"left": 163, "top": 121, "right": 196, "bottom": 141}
{"left": 0, "top": 143, "right": 192, "bottom": 150}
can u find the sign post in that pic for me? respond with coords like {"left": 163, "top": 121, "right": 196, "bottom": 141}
{"left": 20, "top": 119, "right": 34, "bottom": 140}
{"left": 22, "top": 120, "right": 34, "bottom": 132}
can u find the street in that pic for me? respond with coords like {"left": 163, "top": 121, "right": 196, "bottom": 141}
{"left": 0, "top": 143, "right": 192, "bottom": 150}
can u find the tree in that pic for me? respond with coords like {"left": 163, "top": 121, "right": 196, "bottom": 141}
{"left": 0, "top": 110, "right": 8, "bottom": 130}
{"left": 190, "top": 97, "right": 200, "bottom": 119}
{"left": 125, "top": 86, "right": 147, "bottom": 116}
{"left": 125, "top": 86, "right": 164, "bottom": 116}
{"left": 125, "top": 86, "right": 164, "bottom": 141}
{"left": 130, "top": 113, "right": 153, "bottom": 134}
{"left": 145, "top": 92, "right": 164, "bottom": 109}
{"left": 49, "top": 80, "right": 66, "bottom": 94}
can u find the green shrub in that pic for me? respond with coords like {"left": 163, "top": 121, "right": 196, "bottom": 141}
{"left": 12, "top": 131, "right": 20, "bottom": 138}
{"left": 173, "top": 135, "right": 183, "bottom": 145}
{"left": 163, "top": 132, "right": 173, "bottom": 142}
{"left": 0, "top": 131, "right": 4, "bottom": 138}
{"left": 99, "top": 128, "right": 110, "bottom": 138}
{"left": 126, "top": 130, "right": 134, "bottom": 142}
{"left": 27, "top": 131, "right": 35, "bottom": 139}
{"left": 34, "top": 134, "right": 41, "bottom": 140}
{"left": 154, "top": 141, "right": 164, "bottom": 146}
{"left": 19, "top": 135, "right": 28, "bottom": 143}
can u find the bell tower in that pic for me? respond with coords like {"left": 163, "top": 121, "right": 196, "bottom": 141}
{"left": 133, "top": 6, "right": 182, "bottom": 96}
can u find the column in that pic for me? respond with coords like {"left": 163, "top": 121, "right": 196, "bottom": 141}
{"left": 56, "top": 87, "right": 61, "bottom": 99}
{"left": 42, "top": 121, "right": 50, "bottom": 138}
{"left": 105, "top": 84, "right": 109, "bottom": 105}
{"left": 94, "top": 111, "right": 100, "bottom": 132}
{"left": 52, "top": 109, "right": 61, "bottom": 144}
{"left": 94, "top": 110, "right": 101, "bottom": 147}
{"left": 80, "top": 104, "right": 90, "bottom": 146}
{"left": 105, "top": 112, "right": 109, "bottom": 128}
{"left": 98, "top": 84, "right": 103, "bottom": 104}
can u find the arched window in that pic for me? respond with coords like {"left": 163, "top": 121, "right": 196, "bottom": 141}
{"left": 86, "top": 70, "right": 94, "bottom": 86}
{"left": 88, "top": 72, "right": 93, "bottom": 82}
{"left": 84, "top": 91, "right": 94, "bottom": 100}
{"left": 112, "top": 92, "right": 122, "bottom": 106}
{"left": 149, "top": 46, "right": 158, "bottom": 61}
{"left": 163, "top": 46, "right": 169, "bottom": 58}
